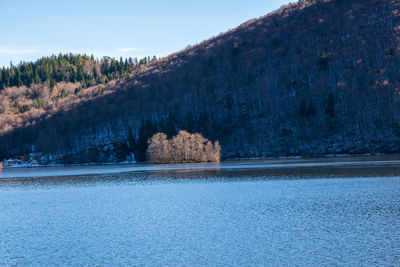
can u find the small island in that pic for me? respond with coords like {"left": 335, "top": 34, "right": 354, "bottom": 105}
{"left": 146, "top": 130, "right": 221, "bottom": 164}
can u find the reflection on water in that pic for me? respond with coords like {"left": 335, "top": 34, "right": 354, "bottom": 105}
{"left": 0, "top": 157, "right": 399, "bottom": 266}
{"left": 1, "top": 156, "right": 400, "bottom": 188}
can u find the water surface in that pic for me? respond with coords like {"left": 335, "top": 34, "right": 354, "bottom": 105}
{"left": 0, "top": 157, "right": 399, "bottom": 266}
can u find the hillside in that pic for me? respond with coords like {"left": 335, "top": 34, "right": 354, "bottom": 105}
{"left": 0, "top": 54, "right": 155, "bottom": 134}
{"left": 1, "top": 0, "right": 400, "bottom": 163}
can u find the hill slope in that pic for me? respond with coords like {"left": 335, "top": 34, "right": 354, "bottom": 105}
{"left": 1, "top": 0, "right": 400, "bottom": 163}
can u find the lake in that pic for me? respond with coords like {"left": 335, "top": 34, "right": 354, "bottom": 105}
{"left": 1, "top": 156, "right": 400, "bottom": 266}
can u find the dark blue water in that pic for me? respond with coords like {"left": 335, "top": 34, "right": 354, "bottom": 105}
{"left": 0, "top": 157, "right": 399, "bottom": 266}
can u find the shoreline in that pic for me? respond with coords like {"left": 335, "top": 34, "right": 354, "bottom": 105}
{"left": 1, "top": 153, "right": 399, "bottom": 169}
{"left": 0, "top": 155, "right": 400, "bottom": 179}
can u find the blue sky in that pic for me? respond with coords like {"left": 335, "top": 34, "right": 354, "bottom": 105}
{"left": 0, "top": 0, "right": 290, "bottom": 67}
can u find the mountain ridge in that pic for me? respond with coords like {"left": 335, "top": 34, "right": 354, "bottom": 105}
{"left": 1, "top": 0, "right": 400, "bottom": 163}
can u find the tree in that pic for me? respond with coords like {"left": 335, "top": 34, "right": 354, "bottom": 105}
{"left": 307, "top": 102, "right": 316, "bottom": 116}
{"left": 136, "top": 119, "right": 148, "bottom": 162}
{"left": 300, "top": 100, "right": 316, "bottom": 117}
{"left": 184, "top": 112, "right": 195, "bottom": 132}
{"left": 49, "top": 77, "right": 56, "bottom": 89}
{"left": 34, "top": 69, "right": 41, "bottom": 84}
{"left": 16, "top": 70, "right": 23, "bottom": 87}
{"left": 77, "top": 66, "right": 85, "bottom": 82}
{"left": 300, "top": 100, "right": 307, "bottom": 117}
{"left": 231, "top": 42, "right": 239, "bottom": 57}
{"left": 165, "top": 111, "right": 176, "bottom": 138}
{"left": 325, "top": 92, "right": 335, "bottom": 117}
{"left": 317, "top": 51, "right": 328, "bottom": 70}
{"left": 147, "top": 133, "right": 171, "bottom": 163}
{"left": 92, "top": 66, "right": 98, "bottom": 79}
{"left": 127, "top": 126, "right": 136, "bottom": 152}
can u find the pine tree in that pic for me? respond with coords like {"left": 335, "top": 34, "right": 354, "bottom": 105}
{"left": 136, "top": 119, "right": 148, "bottom": 162}
{"left": 184, "top": 112, "right": 195, "bottom": 132}
{"left": 307, "top": 102, "right": 316, "bottom": 116}
{"left": 127, "top": 126, "right": 136, "bottom": 152}
{"left": 300, "top": 100, "right": 307, "bottom": 117}
{"left": 92, "top": 66, "right": 98, "bottom": 79}
{"left": 165, "top": 112, "right": 176, "bottom": 138}
{"left": 49, "top": 77, "right": 56, "bottom": 89}
{"left": 77, "top": 66, "right": 85, "bottom": 82}
{"left": 325, "top": 92, "right": 335, "bottom": 117}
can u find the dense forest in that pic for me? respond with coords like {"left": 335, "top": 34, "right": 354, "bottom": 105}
{"left": 1, "top": 0, "right": 400, "bottom": 163}
{"left": 0, "top": 54, "right": 157, "bottom": 90}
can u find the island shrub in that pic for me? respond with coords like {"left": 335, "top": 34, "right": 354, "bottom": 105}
{"left": 147, "top": 130, "right": 221, "bottom": 164}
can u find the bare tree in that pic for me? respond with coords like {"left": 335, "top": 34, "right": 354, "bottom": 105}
{"left": 147, "top": 130, "right": 221, "bottom": 164}
{"left": 147, "top": 133, "right": 172, "bottom": 163}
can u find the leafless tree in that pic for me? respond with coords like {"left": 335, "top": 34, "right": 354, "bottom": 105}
{"left": 147, "top": 130, "right": 221, "bottom": 163}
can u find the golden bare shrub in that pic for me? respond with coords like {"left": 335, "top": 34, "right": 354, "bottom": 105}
{"left": 147, "top": 130, "right": 221, "bottom": 164}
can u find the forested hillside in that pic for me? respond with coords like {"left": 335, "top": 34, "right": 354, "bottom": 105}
{"left": 0, "top": 54, "right": 156, "bottom": 134}
{"left": 1, "top": 0, "right": 400, "bottom": 163}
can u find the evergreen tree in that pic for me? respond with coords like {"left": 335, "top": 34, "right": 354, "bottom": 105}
{"left": 184, "top": 111, "right": 195, "bottom": 132}
{"left": 307, "top": 102, "right": 316, "bottom": 116}
{"left": 77, "top": 66, "right": 85, "bottom": 82}
{"left": 165, "top": 111, "right": 176, "bottom": 138}
{"left": 325, "top": 92, "right": 335, "bottom": 117}
{"left": 49, "top": 77, "right": 56, "bottom": 89}
{"left": 136, "top": 119, "right": 148, "bottom": 162}
{"left": 92, "top": 66, "right": 98, "bottom": 79}
{"left": 317, "top": 51, "right": 328, "bottom": 70}
{"left": 231, "top": 42, "right": 239, "bottom": 57}
{"left": 127, "top": 126, "right": 136, "bottom": 152}
{"left": 300, "top": 100, "right": 307, "bottom": 117}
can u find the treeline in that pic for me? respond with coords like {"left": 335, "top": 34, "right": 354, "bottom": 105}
{"left": 0, "top": 53, "right": 158, "bottom": 90}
